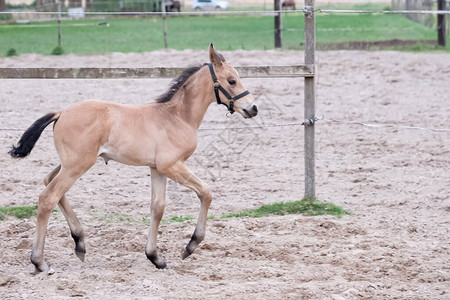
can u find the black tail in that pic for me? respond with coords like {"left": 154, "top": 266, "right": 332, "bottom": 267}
{"left": 9, "top": 113, "right": 59, "bottom": 158}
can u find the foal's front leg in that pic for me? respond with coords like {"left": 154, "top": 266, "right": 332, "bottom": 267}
{"left": 145, "top": 168, "right": 168, "bottom": 269}
{"left": 161, "top": 161, "right": 212, "bottom": 260}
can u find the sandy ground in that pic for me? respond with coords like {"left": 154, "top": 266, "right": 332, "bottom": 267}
{"left": 0, "top": 49, "right": 449, "bottom": 299}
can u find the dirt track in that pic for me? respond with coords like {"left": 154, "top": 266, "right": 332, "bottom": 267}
{"left": 1, "top": 49, "right": 449, "bottom": 299}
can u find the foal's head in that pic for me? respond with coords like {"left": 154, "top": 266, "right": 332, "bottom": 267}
{"left": 208, "top": 44, "right": 258, "bottom": 119}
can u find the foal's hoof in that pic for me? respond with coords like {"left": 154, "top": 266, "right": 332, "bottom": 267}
{"left": 33, "top": 265, "right": 54, "bottom": 275}
{"left": 75, "top": 250, "right": 85, "bottom": 262}
{"left": 181, "top": 246, "right": 194, "bottom": 260}
{"left": 154, "top": 261, "right": 167, "bottom": 270}
{"left": 149, "top": 259, "right": 167, "bottom": 269}
{"left": 146, "top": 251, "right": 167, "bottom": 269}
{"left": 31, "top": 257, "right": 51, "bottom": 274}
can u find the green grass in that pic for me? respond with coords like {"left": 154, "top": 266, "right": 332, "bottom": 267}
{"left": 94, "top": 210, "right": 195, "bottom": 224}
{"left": 222, "top": 198, "right": 351, "bottom": 219}
{"left": 316, "top": 14, "right": 428, "bottom": 43}
{"left": 317, "top": 3, "right": 391, "bottom": 11}
{"left": 100, "top": 211, "right": 135, "bottom": 223}
{"left": 0, "top": 199, "right": 349, "bottom": 222}
{"left": 0, "top": 205, "right": 38, "bottom": 220}
{"left": 161, "top": 215, "right": 195, "bottom": 224}
{"left": 0, "top": 11, "right": 447, "bottom": 56}
{"left": 88, "top": 198, "right": 349, "bottom": 225}
{"left": 51, "top": 45, "right": 64, "bottom": 55}
{"left": 6, "top": 48, "right": 18, "bottom": 57}
{"left": 160, "top": 198, "right": 351, "bottom": 223}
{"left": 387, "top": 42, "right": 448, "bottom": 52}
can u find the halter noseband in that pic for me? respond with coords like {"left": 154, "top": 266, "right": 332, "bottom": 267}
{"left": 207, "top": 63, "right": 250, "bottom": 115}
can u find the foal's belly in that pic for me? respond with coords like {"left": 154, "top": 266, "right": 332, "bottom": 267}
{"left": 98, "top": 143, "right": 157, "bottom": 168}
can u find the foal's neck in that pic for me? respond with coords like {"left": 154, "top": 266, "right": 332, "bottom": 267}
{"left": 174, "top": 67, "right": 214, "bottom": 129}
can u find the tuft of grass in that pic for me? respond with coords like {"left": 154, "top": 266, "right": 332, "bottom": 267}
{"left": 222, "top": 198, "right": 351, "bottom": 219}
{"left": 0, "top": 205, "right": 38, "bottom": 220}
{"left": 162, "top": 215, "right": 194, "bottom": 224}
{"left": 51, "top": 46, "right": 64, "bottom": 55}
{"left": 100, "top": 211, "right": 134, "bottom": 223}
{"left": 93, "top": 210, "right": 194, "bottom": 224}
{"left": 6, "top": 48, "right": 18, "bottom": 57}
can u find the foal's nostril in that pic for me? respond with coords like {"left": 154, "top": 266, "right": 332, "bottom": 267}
{"left": 252, "top": 105, "right": 258, "bottom": 113}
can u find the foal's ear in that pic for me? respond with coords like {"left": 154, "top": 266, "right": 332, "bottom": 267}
{"left": 209, "top": 43, "right": 226, "bottom": 67}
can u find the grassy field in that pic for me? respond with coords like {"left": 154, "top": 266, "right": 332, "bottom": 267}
{"left": 0, "top": 205, "right": 38, "bottom": 220}
{"left": 0, "top": 11, "right": 448, "bottom": 57}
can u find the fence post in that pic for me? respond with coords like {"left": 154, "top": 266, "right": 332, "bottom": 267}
{"left": 0, "top": 0, "right": 6, "bottom": 12}
{"left": 57, "top": 2, "right": 62, "bottom": 48}
{"left": 162, "top": 0, "right": 168, "bottom": 49}
{"left": 274, "top": 0, "right": 282, "bottom": 48}
{"left": 304, "top": 0, "right": 316, "bottom": 199}
{"left": 438, "top": 0, "right": 446, "bottom": 46}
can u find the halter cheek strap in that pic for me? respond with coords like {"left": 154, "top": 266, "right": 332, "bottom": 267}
{"left": 208, "top": 63, "right": 250, "bottom": 115}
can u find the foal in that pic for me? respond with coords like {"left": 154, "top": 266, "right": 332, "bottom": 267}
{"left": 9, "top": 44, "right": 258, "bottom": 272}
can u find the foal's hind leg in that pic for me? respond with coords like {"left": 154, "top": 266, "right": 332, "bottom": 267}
{"left": 161, "top": 161, "right": 212, "bottom": 260}
{"left": 44, "top": 165, "right": 86, "bottom": 262}
{"left": 32, "top": 166, "right": 88, "bottom": 273}
{"left": 145, "top": 168, "right": 167, "bottom": 269}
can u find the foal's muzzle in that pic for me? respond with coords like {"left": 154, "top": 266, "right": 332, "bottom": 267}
{"left": 243, "top": 104, "right": 258, "bottom": 118}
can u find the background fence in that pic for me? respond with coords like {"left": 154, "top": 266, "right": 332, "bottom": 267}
{"left": 392, "top": 0, "right": 449, "bottom": 35}
{"left": 1, "top": 1, "right": 448, "bottom": 54}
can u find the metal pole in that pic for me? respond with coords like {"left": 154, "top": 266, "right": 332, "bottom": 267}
{"left": 162, "top": 0, "right": 168, "bottom": 49}
{"left": 304, "top": 0, "right": 316, "bottom": 199}
{"left": 437, "top": 0, "right": 446, "bottom": 46}
{"left": 274, "top": 0, "right": 282, "bottom": 48}
{"left": 0, "top": 0, "right": 6, "bottom": 12}
{"left": 57, "top": 2, "right": 62, "bottom": 48}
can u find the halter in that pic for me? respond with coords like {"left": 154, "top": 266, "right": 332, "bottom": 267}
{"left": 207, "top": 63, "right": 250, "bottom": 115}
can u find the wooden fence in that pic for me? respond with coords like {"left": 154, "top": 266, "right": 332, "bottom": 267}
{"left": 0, "top": 4, "right": 318, "bottom": 200}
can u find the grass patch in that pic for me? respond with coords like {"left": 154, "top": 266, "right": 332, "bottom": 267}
{"left": 318, "top": 3, "right": 391, "bottom": 11}
{"left": 387, "top": 42, "right": 448, "bottom": 52}
{"left": 93, "top": 210, "right": 195, "bottom": 224}
{"left": 6, "top": 48, "right": 18, "bottom": 57}
{"left": 82, "top": 198, "right": 351, "bottom": 225}
{"left": 222, "top": 198, "right": 351, "bottom": 219}
{"left": 0, "top": 205, "right": 38, "bottom": 220}
{"left": 51, "top": 46, "right": 64, "bottom": 55}
{"left": 143, "top": 199, "right": 350, "bottom": 225}
{"left": 161, "top": 215, "right": 195, "bottom": 224}
{"left": 100, "top": 211, "right": 134, "bottom": 223}
{"left": 0, "top": 200, "right": 349, "bottom": 222}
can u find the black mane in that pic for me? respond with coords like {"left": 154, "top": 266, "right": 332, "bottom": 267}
{"left": 156, "top": 64, "right": 204, "bottom": 103}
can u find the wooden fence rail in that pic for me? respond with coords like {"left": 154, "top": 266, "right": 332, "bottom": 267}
{"left": 0, "top": 65, "right": 314, "bottom": 79}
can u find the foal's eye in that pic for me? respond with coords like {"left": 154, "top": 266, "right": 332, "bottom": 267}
{"left": 228, "top": 80, "right": 236, "bottom": 86}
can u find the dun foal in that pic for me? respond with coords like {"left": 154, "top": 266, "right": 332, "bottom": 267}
{"left": 9, "top": 44, "right": 258, "bottom": 272}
